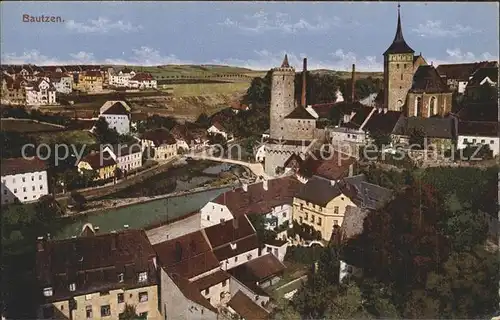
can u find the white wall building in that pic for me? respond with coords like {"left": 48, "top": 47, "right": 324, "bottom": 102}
{"left": 44, "top": 74, "right": 73, "bottom": 94}
{"left": 1, "top": 158, "right": 49, "bottom": 204}
{"left": 25, "top": 79, "right": 57, "bottom": 106}
{"left": 457, "top": 121, "right": 499, "bottom": 157}
{"left": 103, "top": 144, "right": 143, "bottom": 173}
{"left": 207, "top": 122, "right": 232, "bottom": 140}
{"left": 129, "top": 73, "right": 157, "bottom": 89}
{"left": 99, "top": 101, "right": 131, "bottom": 135}
{"left": 109, "top": 68, "right": 136, "bottom": 87}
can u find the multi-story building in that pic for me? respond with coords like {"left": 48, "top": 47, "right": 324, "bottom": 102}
{"left": 77, "top": 151, "right": 117, "bottom": 180}
{"left": 35, "top": 225, "right": 161, "bottom": 319}
{"left": 464, "top": 66, "right": 498, "bottom": 101}
{"left": 42, "top": 72, "right": 73, "bottom": 94}
{"left": 436, "top": 61, "right": 497, "bottom": 94}
{"left": 75, "top": 70, "right": 104, "bottom": 92}
{"left": 109, "top": 68, "right": 136, "bottom": 88}
{"left": 207, "top": 121, "right": 233, "bottom": 141}
{"left": 0, "top": 74, "right": 28, "bottom": 105}
{"left": 128, "top": 72, "right": 157, "bottom": 89}
{"left": 1, "top": 157, "right": 49, "bottom": 204}
{"left": 456, "top": 121, "right": 499, "bottom": 156}
{"left": 140, "top": 129, "right": 178, "bottom": 161}
{"left": 99, "top": 101, "right": 131, "bottom": 135}
{"left": 103, "top": 143, "right": 143, "bottom": 174}
{"left": 25, "top": 78, "right": 57, "bottom": 106}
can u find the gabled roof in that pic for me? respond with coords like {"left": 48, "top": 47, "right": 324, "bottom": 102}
{"left": 141, "top": 128, "right": 177, "bottom": 146}
{"left": 393, "top": 116, "right": 455, "bottom": 139}
{"left": 101, "top": 101, "right": 130, "bottom": 115}
{"left": 296, "top": 176, "right": 344, "bottom": 206}
{"left": 343, "top": 174, "right": 393, "bottom": 210}
{"left": 284, "top": 107, "right": 317, "bottom": 120}
{"left": 228, "top": 291, "right": 270, "bottom": 320}
{"left": 209, "top": 176, "right": 303, "bottom": 218}
{"left": 467, "top": 66, "right": 498, "bottom": 86}
{"left": 457, "top": 121, "right": 498, "bottom": 137}
{"left": 153, "top": 231, "right": 220, "bottom": 280}
{"left": 203, "top": 216, "right": 255, "bottom": 249}
{"left": 169, "top": 273, "right": 218, "bottom": 313}
{"left": 383, "top": 6, "right": 414, "bottom": 55}
{"left": 436, "top": 62, "right": 486, "bottom": 81}
{"left": 343, "top": 106, "right": 374, "bottom": 129}
{"left": 210, "top": 121, "right": 227, "bottom": 132}
{"left": 1, "top": 157, "right": 47, "bottom": 176}
{"left": 130, "top": 72, "right": 154, "bottom": 82}
{"left": 36, "top": 229, "right": 157, "bottom": 302}
{"left": 80, "top": 151, "right": 117, "bottom": 169}
{"left": 104, "top": 143, "right": 142, "bottom": 157}
{"left": 363, "top": 109, "right": 403, "bottom": 134}
{"left": 228, "top": 253, "right": 285, "bottom": 284}
{"left": 298, "top": 149, "right": 356, "bottom": 181}
{"left": 410, "top": 65, "right": 450, "bottom": 93}
{"left": 455, "top": 102, "right": 498, "bottom": 122}
{"left": 192, "top": 269, "right": 230, "bottom": 291}
{"left": 212, "top": 234, "right": 260, "bottom": 261}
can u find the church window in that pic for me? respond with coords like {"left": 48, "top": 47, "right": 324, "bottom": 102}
{"left": 415, "top": 97, "right": 422, "bottom": 117}
{"left": 429, "top": 97, "right": 436, "bottom": 116}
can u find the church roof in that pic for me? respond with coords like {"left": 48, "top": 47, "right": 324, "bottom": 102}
{"left": 284, "top": 107, "right": 317, "bottom": 120}
{"left": 383, "top": 6, "right": 414, "bottom": 55}
{"left": 410, "top": 65, "right": 450, "bottom": 93}
{"left": 281, "top": 54, "right": 290, "bottom": 68}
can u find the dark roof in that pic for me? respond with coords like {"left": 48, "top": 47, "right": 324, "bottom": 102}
{"left": 264, "top": 239, "right": 288, "bottom": 247}
{"left": 36, "top": 229, "right": 157, "bottom": 302}
{"left": 228, "top": 291, "right": 270, "bottom": 320}
{"left": 210, "top": 176, "right": 303, "bottom": 218}
{"left": 410, "top": 65, "right": 450, "bottom": 93}
{"left": 120, "top": 67, "right": 134, "bottom": 74}
{"left": 130, "top": 73, "right": 155, "bottom": 81}
{"left": 308, "top": 103, "right": 337, "bottom": 118}
{"left": 341, "top": 206, "right": 369, "bottom": 241}
{"left": 344, "top": 106, "right": 374, "bottom": 129}
{"left": 457, "top": 121, "right": 499, "bottom": 137}
{"left": 284, "top": 107, "right": 316, "bottom": 120}
{"left": 141, "top": 129, "right": 177, "bottom": 146}
{"left": 83, "top": 70, "right": 102, "bottom": 77}
{"left": 105, "top": 143, "right": 142, "bottom": 157}
{"left": 153, "top": 231, "right": 220, "bottom": 280}
{"left": 213, "top": 234, "right": 260, "bottom": 261}
{"left": 298, "top": 149, "right": 356, "bottom": 181}
{"left": 80, "top": 151, "right": 117, "bottom": 169}
{"left": 383, "top": 8, "right": 414, "bottom": 55}
{"left": 101, "top": 101, "right": 129, "bottom": 115}
{"left": 1, "top": 157, "right": 47, "bottom": 176}
{"left": 228, "top": 253, "right": 285, "bottom": 284}
{"left": 296, "top": 176, "right": 343, "bottom": 206}
{"left": 343, "top": 174, "right": 393, "bottom": 210}
{"left": 192, "top": 269, "right": 230, "bottom": 290}
{"left": 203, "top": 216, "right": 255, "bottom": 249}
{"left": 281, "top": 54, "right": 290, "bottom": 68}
{"left": 455, "top": 102, "right": 498, "bottom": 122}
{"left": 436, "top": 62, "right": 485, "bottom": 81}
{"left": 467, "top": 66, "right": 498, "bottom": 87}
{"left": 169, "top": 273, "right": 218, "bottom": 313}
{"left": 363, "top": 109, "right": 403, "bottom": 134}
{"left": 393, "top": 116, "right": 455, "bottom": 139}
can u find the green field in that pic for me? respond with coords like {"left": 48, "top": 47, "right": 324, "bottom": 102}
{"left": 30, "top": 130, "right": 97, "bottom": 145}
{"left": 1, "top": 119, "right": 64, "bottom": 133}
{"left": 167, "top": 82, "right": 250, "bottom": 97}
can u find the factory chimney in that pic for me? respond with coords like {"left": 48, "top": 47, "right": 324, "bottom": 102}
{"left": 351, "top": 64, "right": 356, "bottom": 103}
{"left": 301, "top": 58, "right": 307, "bottom": 107}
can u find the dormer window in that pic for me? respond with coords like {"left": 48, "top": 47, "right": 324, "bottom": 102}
{"left": 138, "top": 272, "right": 148, "bottom": 282}
{"left": 118, "top": 273, "right": 124, "bottom": 283}
{"left": 43, "top": 287, "right": 53, "bottom": 297}
{"left": 68, "top": 283, "right": 76, "bottom": 292}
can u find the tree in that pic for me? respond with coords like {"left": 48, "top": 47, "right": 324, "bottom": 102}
{"left": 370, "top": 130, "right": 392, "bottom": 150}
{"left": 195, "top": 112, "right": 211, "bottom": 128}
{"left": 408, "top": 128, "right": 425, "bottom": 149}
{"left": 94, "top": 117, "right": 120, "bottom": 145}
{"left": 69, "top": 191, "right": 86, "bottom": 211}
{"left": 119, "top": 304, "right": 145, "bottom": 320}
{"left": 142, "top": 146, "right": 156, "bottom": 162}
{"left": 34, "top": 195, "right": 63, "bottom": 223}
{"left": 271, "top": 298, "right": 301, "bottom": 320}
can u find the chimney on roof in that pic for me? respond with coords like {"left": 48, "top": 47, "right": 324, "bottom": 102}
{"left": 351, "top": 64, "right": 356, "bottom": 103}
{"left": 384, "top": 108, "right": 388, "bottom": 114}
{"left": 242, "top": 183, "right": 248, "bottom": 192}
{"left": 37, "top": 236, "right": 44, "bottom": 252}
{"left": 94, "top": 226, "right": 99, "bottom": 233}
{"left": 263, "top": 179, "right": 268, "bottom": 191}
{"left": 301, "top": 58, "right": 307, "bottom": 108}
{"left": 124, "top": 224, "right": 129, "bottom": 229}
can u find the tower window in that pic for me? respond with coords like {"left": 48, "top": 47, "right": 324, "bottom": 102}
{"left": 397, "top": 64, "right": 400, "bottom": 69}
{"left": 282, "top": 75, "right": 285, "bottom": 80}
{"left": 404, "top": 64, "right": 407, "bottom": 68}
{"left": 401, "top": 74, "right": 403, "bottom": 80}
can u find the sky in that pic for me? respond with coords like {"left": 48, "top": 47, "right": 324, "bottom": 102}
{"left": 1, "top": 1, "right": 498, "bottom": 71}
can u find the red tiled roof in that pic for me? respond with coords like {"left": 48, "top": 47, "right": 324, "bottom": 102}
{"left": 80, "top": 151, "right": 117, "bottom": 169}
{"left": 169, "top": 273, "right": 218, "bottom": 313}
{"left": 192, "top": 269, "right": 230, "bottom": 290}
{"left": 130, "top": 72, "right": 155, "bottom": 82}
{"left": 101, "top": 101, "right": 130, "bottom": 115}
{"left": 1, "top": 157, "right": 47, "bottom": 176}
{"left": 228, "top": 291, "right": 270, "bottom": 320}
{"left": 203, "top": 216, "right": 255, "bottom": 249}
{"left": 298, "top": 149, "right": 356, "bottom": 181}
{"left": 210, "top": 176, "right": 303, "bottom": 219}
{"left": 153, "top": 231, "right": 220, "bottom": 280}
{"left": 228, "top": 253, "right": 285, "bottom": 284}
{"left": 211, "top": 121, "right": 226, "bottom": 132}
{"left": 36, "top": 229, "right": 157, "bottom": 302}
{"left": 213, "top": 234, "right": 260, "bottom": 261}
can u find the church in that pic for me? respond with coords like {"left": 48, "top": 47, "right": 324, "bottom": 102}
{"left": 381, "top": 4, "right": 452, "bottom": 117}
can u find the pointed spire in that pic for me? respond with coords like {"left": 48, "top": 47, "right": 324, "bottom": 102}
{"left": 281, "top": 54, "right": 290, "bottom": 68}
{"left": 393, "top": 2, "right": 404, "bottom": 43}
{"left": 383, "top": 3, "right": 414, "bottom": 55}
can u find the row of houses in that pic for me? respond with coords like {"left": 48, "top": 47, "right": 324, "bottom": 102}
{"left": 108, "top": 67, "right": 158, "bottom": 89}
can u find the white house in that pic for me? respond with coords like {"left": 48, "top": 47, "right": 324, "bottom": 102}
{"left": 99, "top": 101, "right": 131, "bottom": 135}
{"left": 1, "top": 157, "right": 49, "bottom": 204}
{"left": 129, "top": 73, "right": 157, "bottom": 89}
{"left": 25, "top": 78, "right": 57, "bottom": 106}
{"left": 43, "top": 73, "right": 73, "bottom": 94}
{"left": 207, "top": 122, "right": 233, "bottom": 141}
{"left": 140, "top": 129, "right": 178, "bottom": 161}
{"left": 457, "top": 121, "right": 499, "bottom": 156}
{"left": 109, "top": 68, "right": 136, "bottom": 88}
{"left": 262, "top": 240, "right": 288, "bottom": 262}
{"left": 102, "top": 144, "right": 143, "bottom": 173}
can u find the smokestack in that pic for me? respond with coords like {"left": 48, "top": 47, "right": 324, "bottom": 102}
{"left": 301, "top": 58, "right": 307, "bottom": 107}
{"left": 351, "top": 64, "right": 356, "bottom": 103}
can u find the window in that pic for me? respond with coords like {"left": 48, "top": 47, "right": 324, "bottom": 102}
{"left": 14, "top": 188, "right": 17, "bottom": 193}
{"left": 69, "top": 283, "right": 76, "bottom": 292}
{"left": 3, "top": 190, "right": 6, "bottom": 195}
{"left": 12, "top": 178, "right": 15, "bottom": 183}
{"left": 220, "top": 218, "right": 225, "bottom": 223}
{"left": 234, "top": 256, "right": 238, "bottom": 262}
{"left": 22, "top": 177, "right": 25, "bottom": 182}
{"left": 247, "top": 254, "right": 253, "bottom": 260}
{"left": 32, "top": 186, "right": 35, "bottom": 191}
{"left": 404, "top": 64, "right": 407, "bottom": 68}
{"left": 415, "top": 97, "right": 422, "bottom": 117}
{"left": 481, "top": 139, "right": 485, "bottom": 144}
{"left": 23, "top": 187, "right": 26, "bottom": 192}
{"left": 204, "top": 288, "right": 210, "bottom": 295}
{"left": 311, "top": 215, "right": 315, "bottom": 223}
{"left": 334, "top": 220, "right": 339, "bottom": 226}
{"left": 139, "top": 292, "right": 148, "bottom": 302}
{"left": 352, "top": 135, "right": 357, "bottom": 139}
{"left": 401, "top": 74, "right": 403, "bottom": 80}
{"left": 318, "top": 217, "right": 322, "bottom": 226}
{"left": 473, "top": 139, "right": 477, "bottom": 143}
{"left": 490, "top": 140, "right": 494, "bottom": 144}
{"left": 282, "top": 212, "right": 286, "bottom": 217}
{"left": 299, "top": 204, "right": 303, "bottom": 210}
{"left": 138, "top": 272, "right": 148, "bottom": 282}
{"left": 100, "top": 291, "right": 110, "bottom": 296}
{"left": 397, "top": 64, "right": 399, "bottom": 69}
{"left": 464, "top": 138, "right": 468, "bottom": 143}
{"left": 117, "top": 293, "right": 124, "bottom": 304}
{"left": 319, "top": 207, "right": 322, "bottom": 212}
{"left": 299, "top": 217, "right": 303, "bottom": 223}
{"left": 118, "top": 273, "right": 124, "bottom": 282}
{"left": 222, "top": 279, "right": 227, "bottom": 287}
{"left": 31, "top": 176, "right": 34, "bottom": 181}
{"left": 85, "top": 306, "right": 92, "bottom": 319}
{"left": 206, "top": 215, "right": 210, "bottom": 221}
{"left": 304, "top": 212, "right": 308, "bottom": 220}
{"left": 100, "top": 305, "right": 111, "bottom": 317}
{"left": 429, "top": 96, "right": 436, "bottom": 116}
{"left": 40, "top": 185, "right": 43, "bottom": 190}
{"left": 274, "top": 248, "right": 278, "bottom": 256}
{"left": 43, "top": 287, "right": 53, "bottom": 297}
{"left": 334, "top": 206, "right": 339, "bottom": 214}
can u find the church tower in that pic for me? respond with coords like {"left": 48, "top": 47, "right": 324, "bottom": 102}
{"left": 269, "top": 54, "right": 296, "bottom": 139}
{"left": 383, "top": 4, "right": 415, "bottom": 111}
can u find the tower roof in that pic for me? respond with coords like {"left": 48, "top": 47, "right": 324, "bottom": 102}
{"left": 281, "top": 54, "right": 290, "bottom": 68}
{"left": 384, "top": 4, "right": 414, "bottom": 55}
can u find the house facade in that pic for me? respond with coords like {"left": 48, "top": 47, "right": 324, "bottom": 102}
{"left": 25, "top": 78, "right": 57, "bottom": 106}
{"left": 77, "top": 151, "right": 117, "bottom": 180}
{"left": 109, "top": 68, "right": 136, "bottom": 88}
{"left": 1, "top": 74, "right": 28, "bottom": 105}
{"left": 103, "top": 144, "right": 143, "bottom": 173}
{"left": 75, "top": 71, "right": 104, "bottom": 92}
{"left": 129, "top": 73, "right": 157, "bottom": 89}
{"left": 99, "top": 101, "right": 131, "bottom": 135}
{"left": 35, "top": 226, "right": 160, "bottom": 320}
{"left": 46, "top": 73, "right": 73, "bottom": 94}
{"left": 1, "top": 157, "right": 49, "bottom": 204}
{"left": 457, "top": 121, "right": 499, "bottom": 156}
{"left": 140, "top": 129, "right": 178, "bottom": 161}
{"left": 207, "top": 122, "right": 232, "bottom": 141}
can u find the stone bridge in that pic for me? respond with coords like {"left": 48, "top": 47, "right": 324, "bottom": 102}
{"left": 184, "top": 154, "right": 270, "bottom": 180}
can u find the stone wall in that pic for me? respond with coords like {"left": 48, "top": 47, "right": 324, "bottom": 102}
{"left": 269, "top": 67, "right": 296, "bottom": 139}
{"left": 384, "top": 53, "right": 415, "bottom": 111}
{"left": 280, "top": 118, "right": 316, "bottom": 141}
{"left": 406, "top": 92, "right": 452, "bottom": 117}
{"left": 264, "top": 143, "right": 309, "bottom": 176}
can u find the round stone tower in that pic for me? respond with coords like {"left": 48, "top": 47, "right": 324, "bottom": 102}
{"left": 269, "top": 54, "right": 296, "bottom": 139}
